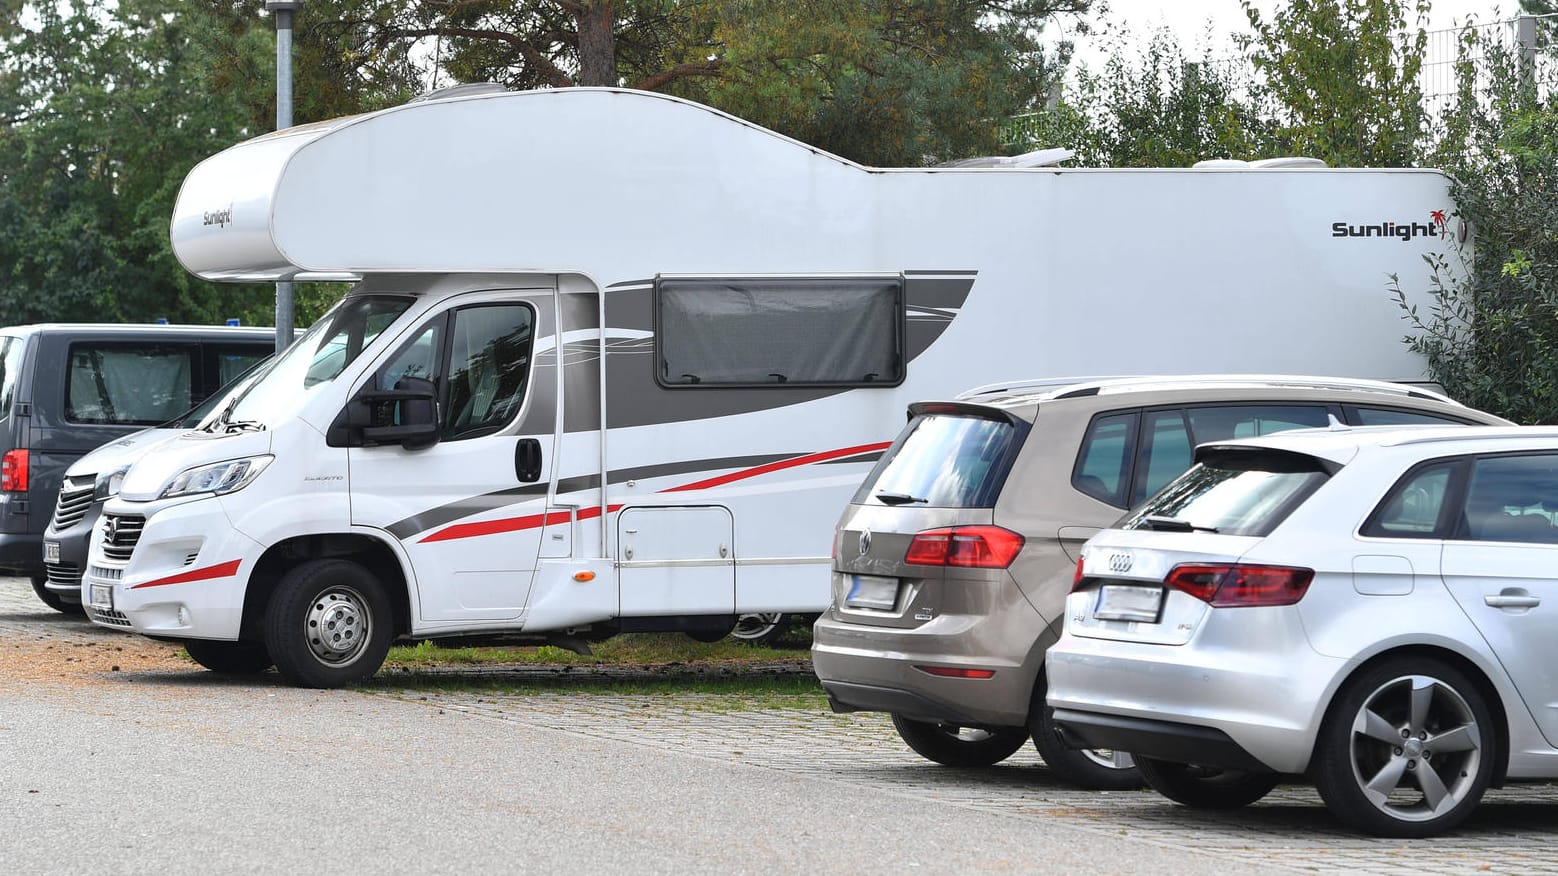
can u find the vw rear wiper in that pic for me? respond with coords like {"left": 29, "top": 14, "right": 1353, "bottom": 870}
{"left": 1142, "top": 515, "right": 1219, "bottom": 533}
{"left": 876, "top": 491, "right": 928, "bottom": 506}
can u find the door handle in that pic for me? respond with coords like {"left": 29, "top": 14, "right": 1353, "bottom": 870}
{"left": 1485, "top": 594, "right": 1541, "bottom": 609}
{"left": 515, "top": 438, "right": 542, "bottom": 483}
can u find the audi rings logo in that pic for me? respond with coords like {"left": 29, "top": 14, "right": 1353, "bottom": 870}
{"left": 1107, "top": 553, "right": 1133, "bottom": 574}
{"left": 858, "top": 529, "right": 872, "bottom": 557}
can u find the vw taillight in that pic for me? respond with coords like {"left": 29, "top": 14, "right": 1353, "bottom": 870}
{"left": 904, "top": 526, "right": 1024, "bottom": 569}
{"left": 0, "top": 449, "right": 27, "bottom": 492}
{"left": 1164, "top": 563, "right": 1314, "bottom": 607}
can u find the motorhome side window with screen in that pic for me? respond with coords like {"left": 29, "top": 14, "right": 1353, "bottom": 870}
{"left": 656, "top": 276, "right": 903, "bottom": 387}
{"left": 66, "top": 343, "right": 195, "bottom": 425}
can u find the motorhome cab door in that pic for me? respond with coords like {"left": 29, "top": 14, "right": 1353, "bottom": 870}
{"left": 348, "top": 291, "right": 556, "bottom": 623}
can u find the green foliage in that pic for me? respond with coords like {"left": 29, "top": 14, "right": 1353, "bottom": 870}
{"left": 1016, "top": 27, "right": 1281, "bottom": 166}
{"left": 1402, "top": 36, "right": 1558, "bottom": 423}
{"left": 1241, "top": 0, "right": 1430, "bottom": 167}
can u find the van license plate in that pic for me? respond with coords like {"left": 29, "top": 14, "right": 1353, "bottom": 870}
{"left": 89, "top": 583, "right": 113, "bottom": 611}
{"left": 43, "top": 541, "right": 60, "bottom": 564}
{"left": 1093, "top": 584, "right": 1163, "bottom": 623}
{"left": 845, "top": 575, "right": 898, "bottom": 611}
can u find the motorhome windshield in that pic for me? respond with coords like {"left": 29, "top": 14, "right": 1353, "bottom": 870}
{"left": 226, "top": 295, "right": 414, "bottom": 425}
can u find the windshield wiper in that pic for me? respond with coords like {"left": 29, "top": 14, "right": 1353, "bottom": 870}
{"left": 876, "top": 491, "right": 928, "bottom": 506}
{"left": 1141, "top": 515, "right": 1219, "bottom": 533}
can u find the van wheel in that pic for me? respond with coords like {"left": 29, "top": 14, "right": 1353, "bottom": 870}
{"left": 1029, "top": 677, "right": 1142, "bottom": 789}
{"left": 265, "top": 559, "right": 392, "bottom": 689}
{"left": 31, "top": 576, "right": 83, "bottom": 615}
{"left": 890, "top": 713, "right": 1029, "bottom": 767}
{"left": 1136, "top": 757, "right": 1280, "bottom": 809}
{"left": 1312, "top": 657, "right": 1495, "bottom": 838}
{"left": 182, "top": 639, "right": 273, "bottom": 674}
{"left": 730, "top": 613, "right": 786, "bottom": 645}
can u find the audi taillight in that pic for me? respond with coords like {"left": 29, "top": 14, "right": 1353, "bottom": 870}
{"left": 904, "top": 526, "right": 1024, "bottom": 569}
{"left": 1, "top": 449, "right": 27, "bottom": 492}
{"left": 1164, "top": 563, "right": 1314, "bottom": 607}
{"left": 1072, "top": 556, "right": 1086, "bottom": 591}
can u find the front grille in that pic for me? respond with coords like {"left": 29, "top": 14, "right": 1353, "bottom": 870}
{"left": 44, "top": 562, "right": 82, "bottom": 589}
{"left": 88, "top": 607, "right": 132, "bottom": 628}
{"left": 100, "top": 515, "right": 145, "bottom": 562}
{"left": 51, "top": 481, "right": 96, "bottom": 529}
{"left": 89, "top": 565, "right": 123, "bottom": 581}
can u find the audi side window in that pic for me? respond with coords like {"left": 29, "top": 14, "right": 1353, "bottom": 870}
{"left": 1363, "top": 462, "right": 1458, "bottom": 538}
{"left": 1457, "top": 454, "right": 1558, "bottom": 544}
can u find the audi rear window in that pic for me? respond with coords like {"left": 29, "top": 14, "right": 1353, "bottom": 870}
{"left": 1120, "top": 449, "right": 1331, "bottom": 537}
{"left": 854, "top": 413, "right": 1022, "bottom": 508}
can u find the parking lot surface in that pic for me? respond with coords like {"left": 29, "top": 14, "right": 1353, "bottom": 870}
{"left": 4, "top": 577, "right": 1558, "bottom": 874}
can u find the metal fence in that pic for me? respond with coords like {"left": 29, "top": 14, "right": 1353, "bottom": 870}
{"left": 1421, "top": 13, "right": 1554, "bottom": 116}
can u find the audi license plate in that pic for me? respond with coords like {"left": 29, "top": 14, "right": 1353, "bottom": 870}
{"left": 845, "top": 574, "right": 898, "bottom": 611}
{"left": 1092, "top": 584, "right": 1163, "bottom": 623}
{"left": 89, "top": 583, "right": 113, "bottom": 611}
{"left": 43, "top": 540, "right": 60, "bottom": 564}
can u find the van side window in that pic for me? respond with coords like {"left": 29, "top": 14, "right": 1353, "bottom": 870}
{"left": 1073, "top": 411, "right": 1138, "bottom": 506}
{"left": 1133, "top": 410, "right": 1194, "bottom": 505}
{"left": 66, "top": 343, "right": 194, "bottom": 425}
{"left": 0, "top": 337, "right": 20, "bottom": 416}
{"left": 444, "top": 304, "right": 533, "bottom": 440}
{"left": 656, "top": 276, "right": 903, "bottom": 387}
{"left": 1349, "top": 406, "right": 1472, "bottom": 427}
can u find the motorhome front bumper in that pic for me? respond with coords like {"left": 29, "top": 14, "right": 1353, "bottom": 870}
{"left": 84, "top": 497, "right": 261, "bottom": 641}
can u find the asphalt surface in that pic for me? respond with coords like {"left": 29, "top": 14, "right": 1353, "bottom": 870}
{"left": 4, "top": 576, "right": 1558, "bottom": 874}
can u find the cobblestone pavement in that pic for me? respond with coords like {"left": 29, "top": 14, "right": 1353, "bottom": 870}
{"left": 7, "top": 577, "right": 1558, "bottom": 873}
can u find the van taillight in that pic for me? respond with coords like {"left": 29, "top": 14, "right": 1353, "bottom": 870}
{"left": 904, "top": 526, "right": 1024, "bottom": 569}
{"left": 1164, "top": 563, "right": 1314, "bottom": 607}
{"left": 1, "top": 449, "right": 27, "bottom": 492}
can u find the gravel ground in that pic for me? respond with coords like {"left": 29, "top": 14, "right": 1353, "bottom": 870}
{"left": 5, "top": 576, "right": 1558, "bottom": 874}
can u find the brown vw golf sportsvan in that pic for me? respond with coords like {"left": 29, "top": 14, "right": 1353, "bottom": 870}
{"left": 811, "top": 375, "right": 1509, "bottom": 788}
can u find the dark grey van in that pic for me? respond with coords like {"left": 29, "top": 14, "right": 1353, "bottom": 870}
{"left": 0, "top": 324, "right": 273, "bottom": 610}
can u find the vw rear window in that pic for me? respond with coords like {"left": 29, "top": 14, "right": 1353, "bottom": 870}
{"left": 1120, "top": 450, "right": 1330, "bottom": 537}
{"left": 855, "top": 414, "right": 1021, "bottom": 508}
{"left": 0, "top": 336, "right": 20, "bottom": 417}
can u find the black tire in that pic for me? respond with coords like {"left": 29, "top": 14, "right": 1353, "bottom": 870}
{"left": 31, "top": 575, "right": 83, "bottom": 615}
{"left": 183, "top": 639, "right": 273, "bottom": 675}
{"left": 264, "top": 559, "right": 393, "bottom": 689}
{"left": 730, "top": 612, "right": 786, "bottom": 646}
{"left": 1029, "top": 678, "right": 1142, "bottom": 789}
{"left": 1312, "top": 656, "right": 1496, "bottom": 838}
{"left": 891, "top": 713, "right": 1029, "bottom": 768}
{"left": 1136, "top": 757, "right": 1281, "bottom": 809}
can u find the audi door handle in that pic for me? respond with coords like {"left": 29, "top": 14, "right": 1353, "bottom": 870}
{"left": 1485, "top": 594, "right": 1541, "bottom": 608}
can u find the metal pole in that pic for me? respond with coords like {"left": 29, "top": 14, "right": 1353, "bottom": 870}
{"left": 1516, "top": 15, "right": 1538, "bottom": 93}
{"left": 266, "top": 2, "right": 301, "bottom": 354}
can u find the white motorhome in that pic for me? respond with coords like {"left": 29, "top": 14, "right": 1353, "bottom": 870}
{"left": 85, "top": 87, "right": 1469, "bottom": 687}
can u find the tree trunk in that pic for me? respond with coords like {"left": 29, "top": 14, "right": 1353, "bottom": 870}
{"left": 575, "top": 2, "right": 617, "bottom": 87}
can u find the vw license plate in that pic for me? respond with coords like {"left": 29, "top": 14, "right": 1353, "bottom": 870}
{"left": 89, "top": 583, "right": 113, "bottom": 611}
{"left": 43, "top": 541, "right": 60, "bottom": 564}
{"left": 845, "top": 574, "right": 898, "bottom": 611}
{"left": 1093, "top": 584, "right": 1163, "bottom": 623}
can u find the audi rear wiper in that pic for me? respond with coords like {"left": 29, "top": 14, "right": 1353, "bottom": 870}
{"left": 876, "top": 491, "right": 928, "bottom": 506}
{"left": 1141, "top": 515, "right": 1219, "bottom": 533}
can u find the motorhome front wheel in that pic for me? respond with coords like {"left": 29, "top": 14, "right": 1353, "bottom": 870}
{"left": 265, "top": 559, "right": 393, "bottom": 689}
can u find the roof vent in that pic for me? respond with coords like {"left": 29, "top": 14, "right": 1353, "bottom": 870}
{"left": 407, "top": 82, "right": 509, "bottom": 104}
{"left": 1192, "top": 159, "right": 1249, "bottom": 169}
{"left": 939, "top": 147, "right": 1074, "bottom": 169}
{"left": 1249, "top": 157, "right": 1327, "bottom": 169}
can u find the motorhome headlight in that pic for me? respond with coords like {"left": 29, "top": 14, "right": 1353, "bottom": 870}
{"left": 93, "top": 465, "right": 130, "bottom": 502}
{"left": 160, "top": 456, "right": 274, "bottom": 499}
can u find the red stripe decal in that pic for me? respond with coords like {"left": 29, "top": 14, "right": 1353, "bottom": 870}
{"left": 661, "top": 441, "right": 891, "bottom": 493}
{"left": 419, "top": 504, "right": 622, "bottom": 544}
{"left": 417, "top": 440, "right": 890, "bottom": 543}
{"left": 131, "top": 559, "right": 242, "bottom": 590}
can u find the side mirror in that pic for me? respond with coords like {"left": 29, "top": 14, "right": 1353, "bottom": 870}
{"left": 359, "top": 376, "right": 440, "bottom": 450}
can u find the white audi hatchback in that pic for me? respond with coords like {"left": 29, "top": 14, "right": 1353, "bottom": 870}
{"left": 1048, "top": 424, "right": 1558, "bottom": 837}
